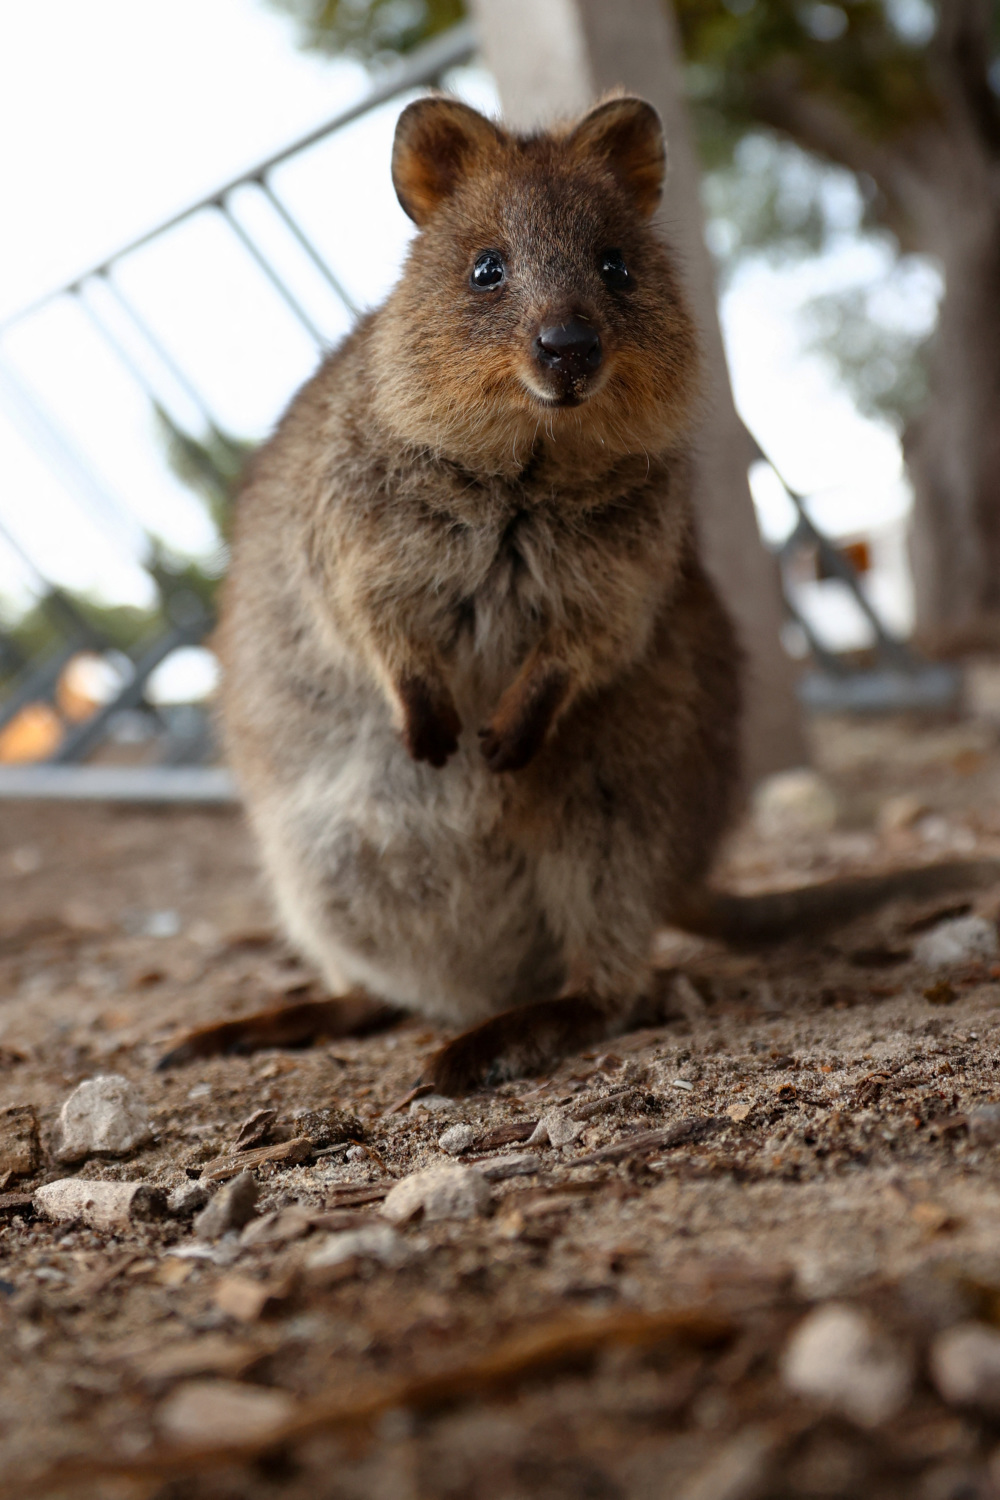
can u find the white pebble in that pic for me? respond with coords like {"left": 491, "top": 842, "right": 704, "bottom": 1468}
{"left": 913, "top": 914, "right": 999, "bottom": 969}
{"left": 931, "top": 1323, "right": 1000, "bottom": 1412}
{"left": 526, "top": 1109, "right": 584, "bottom": 1148}
{"left": 34, "top": 1178, "right": 164, "bottom": 1232}
{"left": 55, "top": 1074, "right": 152, "bottom": 1163}
{"left": 753, "top": 768, "right": 837, "bottom": 839}
{"left": 409, "top": 1094, "right": 455, "bottom": 1114}
{"left": 381, "top": 1164, "right": 490, "bottom": 1224}
{"left": 438, "top": 1122, "right": 476, "bottom": 1155}
{"left": 306, "top": 1223, "right": 406, "bottom": 1270}
{"left": 782, "top": 1303, "right": 911, "bottom": 1427}
{"left": 157, "top": 1379, "right": 294, "bottom": 1447}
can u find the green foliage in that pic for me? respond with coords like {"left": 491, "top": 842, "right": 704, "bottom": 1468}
{"left": 675, "top": 0, "right": 940, "bottom": 144}
{"left": 266, "top": 0, "right": 465, "bottom": 58}
{"left": 804, "top": 280, "right": 933, "bottom": 428}
{"left": 703, "top": 132, "right": 862, "bottom": 275}
{"left": 153, "top": 406, "right": 252, "bottom": 542}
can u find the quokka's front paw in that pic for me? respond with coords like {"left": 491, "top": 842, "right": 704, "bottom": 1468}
{"left": 478, "top": 663, "right": 570, "bottom": 773}
{"left": 398, "top": 674, "right": 462, "bottom": 768}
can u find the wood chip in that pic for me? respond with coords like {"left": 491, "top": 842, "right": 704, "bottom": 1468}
{"left": 476, "top": 1154, "right": 540, "bottom": 1181}
{"left": 232, "top": 1109, "right": 277, "bottom": 1150}
{"left": 323, "top": 1183, "right": 388, "bottom": 1208}
{"left": 213, "top": 1272, "right": 294, "bottom": 1322}
{"left": 199, "top": 1136, "right": 313, "bottom": 1183}
{"left": 475, "top": 1121, "right": 538, "bottom": 1149}
{"left": 0, "top": 1192, "right": 33, "bottom": 1219}
{"left": 126, "top": 1335, "right": 260, "bottom": 1385}
{"left": 567, "top": 1116, "right": 727, "bottom": 1167}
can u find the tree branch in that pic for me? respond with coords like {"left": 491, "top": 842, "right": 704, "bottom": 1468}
{"left": 746, "top": 62, "right": 920, "bottom": 246}
{"left": 932, "top": 0, "right": 1000, "bottom": 158}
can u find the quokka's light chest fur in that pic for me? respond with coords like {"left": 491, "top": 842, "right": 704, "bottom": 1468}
{"left": 218, "top": 93, "right": 744, "bottom": 1090}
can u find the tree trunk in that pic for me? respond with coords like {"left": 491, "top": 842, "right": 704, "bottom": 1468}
{"left": 468, "top": 0, "right": 806, "bottom": 786}
{"left": 906, "top": 202, "right": 1000, "bottom": 647}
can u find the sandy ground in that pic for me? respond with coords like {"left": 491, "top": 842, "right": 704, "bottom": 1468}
{"left": 3, "top": 712, "right": 1000, "bottom": 1498}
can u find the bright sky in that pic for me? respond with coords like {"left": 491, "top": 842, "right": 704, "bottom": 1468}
{"left": 0, "top": 0, "right": 916, "bottom": 667}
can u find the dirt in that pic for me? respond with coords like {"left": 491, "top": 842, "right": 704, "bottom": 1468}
{"left": 3, "top": 711, "right": 1000, "bottom": 1498}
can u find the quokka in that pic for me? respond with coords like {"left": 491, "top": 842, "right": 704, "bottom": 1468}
{"left": 163, "top": 95, "right": 996, "bottom": 1091}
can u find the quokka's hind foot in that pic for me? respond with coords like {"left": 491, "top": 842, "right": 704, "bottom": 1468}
{"left": 424, "top": 995, "right": 615, "bottom": 1096}
{"left": 156, "top": 990, "right": 403, "bottom": 1069}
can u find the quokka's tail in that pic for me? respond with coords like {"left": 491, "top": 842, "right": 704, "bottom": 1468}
{"left": 673, "top": 860, "right": 1000, "bottom": 947}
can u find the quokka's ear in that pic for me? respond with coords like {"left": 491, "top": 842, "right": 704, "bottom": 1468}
{"left": 567, "top": 97, "right": 666, "bottom": 218}
{"left": 392, "top": 97, "right": 502, "bottom": 226}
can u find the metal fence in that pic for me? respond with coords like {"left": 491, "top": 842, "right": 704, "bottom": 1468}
{"left": 0, "top": 20, "right": 951, "bottom": 800}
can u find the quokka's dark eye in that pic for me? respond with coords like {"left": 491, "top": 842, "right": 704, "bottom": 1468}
{"left": 471, "top": 250, "right": 506, "bottom": 289}
{"left": 600, "top": 249, "right": 631, "bottom": 291}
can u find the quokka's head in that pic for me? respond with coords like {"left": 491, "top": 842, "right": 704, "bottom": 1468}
{"left": 370, "top": 95, "right": 701, "bottom": 475}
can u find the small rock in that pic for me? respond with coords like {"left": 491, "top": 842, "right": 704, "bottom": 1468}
{"left": 914, "top": 914, "right": 999, "bottom": 969}
{"left": 290, "top": 1107, "right": 364, "bottom": 1146}
{"left": 931, "top": 1323, "right": 1000, "bottom": 1412}
{"left": 35, "top": 1178, "right": 166, "bottom": 1231}
{"left": 969, "top": 1105, "right": 1000, "bottom": 1145}
{"left": 409, "top": 1094, "right": 455, "bottom": 1115}
{"left": 753, "top": 768, "right": 837, "bottom": 839}
{"left": 193, "top": 1172, "right": 258, "bottom": 1240}
{"left": 0, "top": 1104, "right": 40, "bottom": 1179}
{"left": 167, "top": 1182, "right": 211, "bottom": 1218}
{"left": 438, "top": 1123, "right": 476, "bottom": 1156}
{"left": 345, "top": 1145, "right": 367, "bottom": 1163}
{"left": 381, "top": 1164, "right": 490, "bottom": 1224}
{"left": 240, "top": 1207, "right": 313, "bottom": 1247}
{"left": 526, "top": 1109, "right": 584, "bottom": 1149}
{"left": 727, "top": 1102, "right": 752, "bottom": 1123}
{"left": 55, "top": 1074, "right": 152, "bottom": 1163}
{"left": 306, "top": 1223, "right": 406, "bottom": 1270}
{"left": 157, "top": 1378, "right": 294, "bottom": 1448}
{"left": 782, "top": 1303, "right": 912, "bottom": 1427}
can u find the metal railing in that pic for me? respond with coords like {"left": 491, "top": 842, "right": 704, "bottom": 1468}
{"left": 0, "top": 18, "right": 951, "bottom": 799}
{"left": 0, "top": 23, "right": 476, "bottom": 796}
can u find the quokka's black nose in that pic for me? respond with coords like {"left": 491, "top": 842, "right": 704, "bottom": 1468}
{"left": 534, "top": 317, "right": 602, "bottom": 375}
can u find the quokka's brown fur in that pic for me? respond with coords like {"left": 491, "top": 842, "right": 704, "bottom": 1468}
{"left": 195, "top": 91, "right": 1000, "bottom": 1092}
{"left": 218, "top": 94, "right": 740, "bottom": 1089}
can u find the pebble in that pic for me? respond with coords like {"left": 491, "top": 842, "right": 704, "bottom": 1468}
{"left": 166, "top": 1182, "right": 211, "bottom": 1218}
{"left": 35, "top": 1178, "right": 166, "bottom": 1232}
{"left": 781, "top": 1303, "right": 912, "bottom": 1427}
{"left": 930, "top": 1322, "right": 1000, "bottom": 1412}
{"left": 477, "top": 1153, "right": 538, "bottom": 1181}
{"left": 381, "top": 1164, "right": 491, "bottom": 1224}
{"left": 306, "top": 1223, "right": 406, "bottom": 1271}
{"left": 240, "top": 1207, "right": 313, "bottom": 1247}
{"left": 526, "top": 1109, "right": 584, "bottom": 1149}
{"left": 55, "top": 1074, "right": 152, "bottom": 1163}
{"left": 0, "top": 1104, "right": 40, "bottom": 1179}
{"left": 193, "top": 1172, "right": 259, "bottom": 1240}
{"left": 752, "top": 768, "right": 837, "bottom": 839}
{"left": 913, "top": 914, "right": 999, "bottom": 969}
{"left": 408, "top": 1094, "right": 455, "bottom": 1115}
{"left": 438, "top": 1122, "right": 476, "bottom": 1156}
{"left": 157, "top": 1378, "right": 295, "bottom": 1448}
